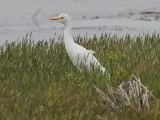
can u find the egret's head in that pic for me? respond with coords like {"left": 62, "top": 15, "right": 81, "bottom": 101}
{"left": 50, "top": 13, "right": 71, "bottom": 26}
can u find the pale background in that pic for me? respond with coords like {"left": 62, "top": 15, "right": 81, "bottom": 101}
{"left": 0, "top": 0, "right": 160, "bottom": 45}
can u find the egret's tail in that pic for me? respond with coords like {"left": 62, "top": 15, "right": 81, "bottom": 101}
{"left": 100, "top": 66, "right": 110, "bottom": 78}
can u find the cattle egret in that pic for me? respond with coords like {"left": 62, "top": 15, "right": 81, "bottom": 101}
{"left": 50, "top": 13, "right": 110, "bottom": 77}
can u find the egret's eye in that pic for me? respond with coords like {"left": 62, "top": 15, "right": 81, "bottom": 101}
{"left": 61, "top": 17, "right": 64, "bottom": 19}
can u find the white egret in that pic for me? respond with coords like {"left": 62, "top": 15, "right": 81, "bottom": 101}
{"left": 50, "top": 13, "right": 110, "bottom": 76}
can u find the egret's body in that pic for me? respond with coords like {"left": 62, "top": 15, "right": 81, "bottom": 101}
{"left": 50, "top": 14, "right": 109, "bottom": 76}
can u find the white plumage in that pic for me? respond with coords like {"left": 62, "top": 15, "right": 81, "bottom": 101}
{"left": 50, "top": 13, "right": 110, "bottom": 76}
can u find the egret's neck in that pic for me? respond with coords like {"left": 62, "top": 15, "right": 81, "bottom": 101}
{"left": 64, "top": 24, "right": 74, "bottom": 45}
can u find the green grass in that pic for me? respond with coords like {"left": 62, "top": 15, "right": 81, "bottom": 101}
{"left": 0, "top": 33, "right": 160, "bottom": 120}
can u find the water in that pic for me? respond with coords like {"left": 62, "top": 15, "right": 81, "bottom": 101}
{"left": 0, "top": 0, "right": 160, "bottom": 45}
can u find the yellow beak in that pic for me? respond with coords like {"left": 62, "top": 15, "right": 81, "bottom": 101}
{"left": 49, "top": 17, "right": 62, "bottom": 20}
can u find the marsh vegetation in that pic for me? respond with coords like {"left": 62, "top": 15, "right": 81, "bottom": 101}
{"left": 0, "top": 33, "right": 160, "bottom": 119}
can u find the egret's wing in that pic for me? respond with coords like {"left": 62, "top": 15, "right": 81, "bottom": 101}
{"left": 73, "top": 43, "right": 100, "bottom": 66}
{"left": 88, "top": 50, "right": 95, "bottom": 54}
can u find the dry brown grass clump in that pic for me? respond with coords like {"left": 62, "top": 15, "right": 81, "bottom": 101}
{"left": 92, "top": 75, "right": 159, "bottom": 113}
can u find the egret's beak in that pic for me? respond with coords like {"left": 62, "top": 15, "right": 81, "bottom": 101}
{"left": 50, "top": 17, "right": 62, "bottom": 20}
